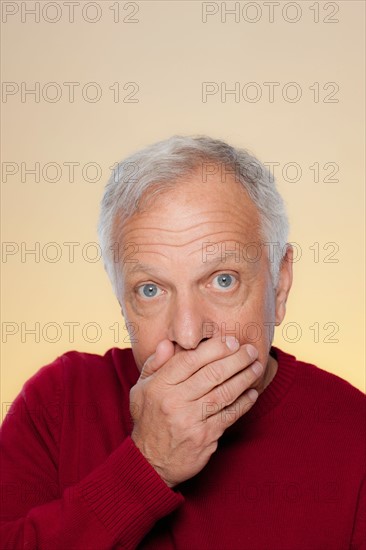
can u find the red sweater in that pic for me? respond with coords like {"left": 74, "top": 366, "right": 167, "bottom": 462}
{"left": 1, "top": 346, "right": 365, "bottom": 550}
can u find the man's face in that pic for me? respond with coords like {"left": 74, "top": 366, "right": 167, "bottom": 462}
{"left": 116, "top": 169, "right": 291, "bottom": 373}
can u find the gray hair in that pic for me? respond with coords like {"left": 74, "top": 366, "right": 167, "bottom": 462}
{"left": 97, "top": 135, "right": 289, "bottom": 298}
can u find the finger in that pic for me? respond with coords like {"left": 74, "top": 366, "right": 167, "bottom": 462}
{"left": 139, "top": 339, "right": 175, "bottom": 380}
{"left": 161, "top": 337, "right": 257, "bottom": 385}
{"left": 198, "top": 359, "right": 262, "bottom": 418}
{"left": 207, "top": 386, "right": 259, "bottom": 435}
{"left": 184, "top": 344, "right": 259, "bottom": 400}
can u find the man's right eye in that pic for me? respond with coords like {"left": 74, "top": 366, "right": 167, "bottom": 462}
{"left": 137, "top": 283, "right": 162, "bottom": 299}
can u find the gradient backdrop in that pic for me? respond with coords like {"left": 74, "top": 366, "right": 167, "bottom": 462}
{"left": 1, "top": 0, "right": 365, "bottom": 415}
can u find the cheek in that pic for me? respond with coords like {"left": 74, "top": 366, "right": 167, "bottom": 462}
{"left": 236, "top": 283, "right": 274, "bottom": 325}
{"left": 233, "top": 282, "right": 276, "bottom": 350}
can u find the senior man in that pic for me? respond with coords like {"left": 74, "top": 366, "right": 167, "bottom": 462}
{"left": 1, "top": 136, "right": 365, "bottom": 549}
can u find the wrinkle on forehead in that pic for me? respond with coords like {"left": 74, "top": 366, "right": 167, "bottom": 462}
{"left": 112, "top": 174, "right": 262, "bottom": 251}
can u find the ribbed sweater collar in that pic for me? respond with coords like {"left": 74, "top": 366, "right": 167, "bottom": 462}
{"left": 241, "top": 345, "right": 298, "bottom": 423}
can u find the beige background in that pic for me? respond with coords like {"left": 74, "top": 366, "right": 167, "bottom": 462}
{"left": 1, "top": 0, "right": 365, "bottom": 413}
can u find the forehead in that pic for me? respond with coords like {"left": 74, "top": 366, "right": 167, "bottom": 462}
{"left": 112, "top": 173, "right": 265, "bottom": 281}
{"left": 114, "top": 171, "right": 261, "bottom": 246}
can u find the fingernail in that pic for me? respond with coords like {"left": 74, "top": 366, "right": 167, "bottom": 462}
{"left": 252, "top": 361, "right": 263, "bottom": 375}
{"left": 246, "top": 344, "right": 258, "bottom": 360}
{"left": 226, "top": 336, "right": 240, "bottom": 351}
{"left": 247, "top": 389, "right": 259, "bottom": 401}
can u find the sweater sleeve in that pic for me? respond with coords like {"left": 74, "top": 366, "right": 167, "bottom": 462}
{"left": 350, "top": 472, "right": 366, "bottom": 550}
{"left": 0, "top": 360, "right": 184, "bottom": 550}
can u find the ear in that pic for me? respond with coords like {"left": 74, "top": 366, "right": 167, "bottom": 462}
{"left": 275, "top": 244, "right": 293, "bottom": 326}
{"left": 117, "top": 296, "right": 125, "bottom": 318}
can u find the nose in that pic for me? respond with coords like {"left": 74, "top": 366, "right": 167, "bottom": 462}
{"left": 167, "top": 292, "right": 208, "bottom": 350}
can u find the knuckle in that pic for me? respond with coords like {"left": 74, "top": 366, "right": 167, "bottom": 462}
{"left": 200, "top": 400, "right": 220, "bottom": 420}
{"left": 219, "top": 403, "right": 241, "bottom": 427}
{"left": 129, "top": 400, "right": 140, "bottom": 418}
{"left": 160, "top": 394, "right": 175, "bottom": 415}
{"left": 141, "top": 382, "right": 162, "bottom": 409}
{"left": 179, "top": 349, "right": 198, "bottom": 370}
{"left": 212, "top": 382, "right": 233, "bottom": 405}
{"left": 203, "top": 363, "right": 224, "bottom": 385}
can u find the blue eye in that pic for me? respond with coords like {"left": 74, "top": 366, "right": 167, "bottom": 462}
{"left": 137, "top": 284, "right": 162, "bottom": 298}
{"left": 212, "top": 273, "right": 236, "bottom": 290}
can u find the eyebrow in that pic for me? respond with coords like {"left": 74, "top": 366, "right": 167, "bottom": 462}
{"left": 124, "top": 253, "right": 243, "bottom": 277}
{"left": 125, "top": 262, "right": 166, "bottom": 276}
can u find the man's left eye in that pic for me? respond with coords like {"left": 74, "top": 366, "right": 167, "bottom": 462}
{"left": 211, "top": 273, "right": 237, "bottom": 290}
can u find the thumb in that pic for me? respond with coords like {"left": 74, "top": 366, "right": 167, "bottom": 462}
{"left": 139, "top": 339, "right": 175, "bottom": 380}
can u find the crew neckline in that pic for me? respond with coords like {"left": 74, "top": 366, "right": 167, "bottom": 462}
{"left": 241, "top": 345, "right": 298, "bottom": 422}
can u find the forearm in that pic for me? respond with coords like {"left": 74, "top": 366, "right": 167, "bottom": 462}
{"left": 1, "top": 437, "right": 184, "bottom": 550}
